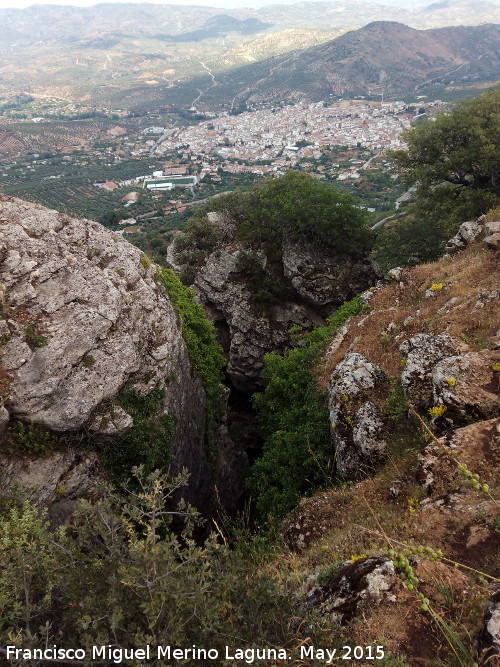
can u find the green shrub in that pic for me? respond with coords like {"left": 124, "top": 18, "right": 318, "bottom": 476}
{"left": 24, "top": 323, "right": 47, "bottom": 349}
{"left": 248, "top": 296, "right": 364, "bottom": 520}
{"left": 201, "top": 171, "right": 374, "bottom": 260}
{"left": 230, "top": 251, "right": 293, "bottom": 317}
{"left": 101, "top": 385, "right": 175, "bottom": 481}
{"left": 158, "top": 268, "right": 225, "bottom": 455}
{"left": 391, "top": 88, "right": 500, "bottom": 225}
{"left": 7, "top": 421, "right": 60, "bottom": 455}
{"left": 0, "top": 469, "right": 297, "bottom": 654}
{"left": 174, "top": 215, "right": 221, "bottom": 271}
{"left": 383, "top": 379, "right": 407, "bottom": 424}
{"left": 379, "top": 88, "right": 500, "bottom": 270}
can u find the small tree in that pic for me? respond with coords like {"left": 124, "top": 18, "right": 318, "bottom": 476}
{"left": 391, "top": 87, "right": 500, "bottom": 223}
{"left": 376, "top": 88, "right": 500, "bottom": 268}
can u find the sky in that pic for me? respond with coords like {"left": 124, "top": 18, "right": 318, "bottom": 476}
{"left": 0, "top": 0, "right": 313, "bottom": 7}
{"left": 0, "top": 0, "right": 426, "bottom": 10}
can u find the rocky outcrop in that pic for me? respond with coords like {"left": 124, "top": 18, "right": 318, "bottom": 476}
{"left": 484, "top": 221, "right": 500, "bottom": 250}
{"left": 432, "top": 350, "right": 500, "bottom": 425}
{"left": 400, "top": 333, "right": 468, "bottom": 410}
{"left": 444, "top": 215, "right": 486, "bottom": 255}
{"left": 172, "top": 214, "right": 381, "bottom": 393}
{"left": 281, "top": 241, "right": 381, "bottom": 307}
{"left": 306, "top": 557, "right": 399, "bottom": 623}
{"left": 328, "top": 353, "right": 388, "bottom": 478}
{"left": 0, "top": 196, "right": 213, "bottom": 509}
{"left": 193, "top": 245, "right": 326, "bottom": 392}
{"left": 443, "top": 214, "right": 500, "bottom": 255}
{"left": 400, "top": 333, "right": 500, "bottom": 426}
{"left": 0, "top": 449, "right": 104, "bottom": 525}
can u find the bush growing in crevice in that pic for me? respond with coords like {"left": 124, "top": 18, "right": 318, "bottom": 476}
{"left": 230, "top": 251, "right": 294, "bottom": 317}
{"left": 174, "top": 171, "right": 375, "bottom": 280}
{"left": 158, "top": 268, "right": 225, "bottom": 456}
{"left": 248, "top": 296, "right": 364, "bottom": 520}
{"left": 101, "top": 384, "right": 175, "bottom": 481}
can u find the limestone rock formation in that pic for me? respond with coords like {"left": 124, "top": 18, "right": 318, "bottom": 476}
{"left": 328, "top": 353, "right": 388, "bottom": 478}
{"left": 171, "top": 214, "right": 381, "bottom": 393}
{"left": 306, "top": 557, "right": 399, "bottom": 624}
{"left": 484, "top": 220, "right": 500, "bottom": 250}
{"left": 0, "top": 195, "right": 212, "bottom": 508}
{"left": 399, "top": 333, "right": 468, "bottom": 410}
{"left": 432, "top": 350, "right": 500, "bottom": 426}
{"left": 193, "top": 245, "right": 326, "bottom": 392}
{"left": 444, "top": 215, "right": 486, "bottom": 255}
{"left": 281, "top": 241, "right": 381, "bottom": 307}
{"left": 400, "top": 333, "right": 500, "bottom": 427}
{"left": 0, "top": 449, "right": 104, "bottom": 525}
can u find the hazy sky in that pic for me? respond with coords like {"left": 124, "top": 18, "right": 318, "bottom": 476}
{"left": 0, "top": 0, "right": 426, "bottom": 10}
{"left": 0, "top": 0, "right": 316, "bottom": 8}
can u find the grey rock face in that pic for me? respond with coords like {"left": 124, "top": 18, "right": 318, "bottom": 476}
{"left": 400, "top": 333, "right": 467, "bottom": 410}
{"left": 194, "top": 245, "right": 329, "bottom": 393}
{"left": 400, "top": 333, "right": 500, "bottom": 427}
{"left": 0, "top": 397, "right": 8, "bottom": 428}
{"left": 432, "top": 350, "right": 500, "bottom": 425}
{"left": 444, "top": 215, "right": 485, "bottom": 255}
{"left": 282, "top": 241, "right": 382, "bottom": 307}
{"left": 0, "top": 449, "right": 104, "bottom": 526}
{"left": 388, "top": 266, "right": 404, "bottom": 282}
{"left": 183, "top": 226, "right": 380, "bottom": 393}
{"left": 330, "top": 352, "right": 386, "bottom": 398}
{"left": 306, "top": 557, "right": 398, "bottom": 623}
{"left": 328, "top": 353, "right": 388, "bottom": 478}
{"left": 0, "top": 196, "right": 211, "bottom": 508}
{"left": 484, "top": 220, "right": 500, "bottom": 250}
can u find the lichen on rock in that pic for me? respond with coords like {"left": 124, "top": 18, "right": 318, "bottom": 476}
{"left": 328, "top": 352, "right": 388, "bottom": 478}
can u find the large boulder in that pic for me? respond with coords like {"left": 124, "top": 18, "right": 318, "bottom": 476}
{"left": 484, "top": 221, "right": 500, "bottom": 251}
{"left": 444, "top": 215, "right": 486, "bottom": 255}
{"left": 400, "top": 333, "right": 468, "bottom": 410}
{"left": 0, "top": 196, "right": 212, "bottom": 508}
{"left": 328, "top": 352, "right": 388, "bottom": 478}
{"left": 401, "top": 333, "right": 500, "bottom": 427}
{"left": 432, "top": 350, "right": 500, "bottom": 426}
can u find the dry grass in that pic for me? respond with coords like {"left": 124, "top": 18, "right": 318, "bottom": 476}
{"left": 286, "top": 240, "right": 500, "bottom": 663}
{"left": 319, "top": 243, "right": 500, "bottom": 387}
{"left": 283, "top": 425, "right": 499, "bottom": 664}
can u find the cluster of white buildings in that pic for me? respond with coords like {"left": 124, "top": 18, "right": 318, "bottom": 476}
{"left": 156, "top": 100, "right": 413, "bottom": 164}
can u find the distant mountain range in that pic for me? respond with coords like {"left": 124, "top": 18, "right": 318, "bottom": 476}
{"left": 0, "top": 2, "right": 499, "bottom": 108}
{"left": 1, "top": 0, "right": 499, "bottom": 48}
{"left": 182, "top": 21, "right": 500, "bottom": 107}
